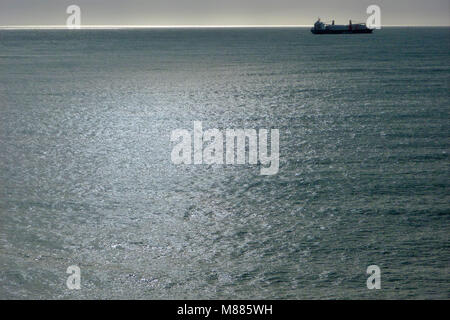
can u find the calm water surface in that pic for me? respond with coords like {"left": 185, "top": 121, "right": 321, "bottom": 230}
{"left": 0, "top": 28, "right": 449, "bottom": 299}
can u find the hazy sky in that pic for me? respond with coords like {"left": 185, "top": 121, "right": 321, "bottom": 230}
{"left": 0, "top": 0, "right": 449, "bottom": 26}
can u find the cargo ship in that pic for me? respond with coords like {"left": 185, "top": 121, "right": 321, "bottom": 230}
{"left": 311, "top": 18, "right": 373, "bottom": 34}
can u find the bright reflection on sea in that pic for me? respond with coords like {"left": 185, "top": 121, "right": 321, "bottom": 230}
{"left": 0, "top": 27, "right": 449, "bottom": 299}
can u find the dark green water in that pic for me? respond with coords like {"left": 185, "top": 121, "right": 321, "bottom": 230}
{"left": 0, "top": 27, "right": 449, "bottom": 299}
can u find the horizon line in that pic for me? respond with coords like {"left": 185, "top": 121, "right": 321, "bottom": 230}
{"left": 1, "top": 24, "right": 449, "bottom": 30}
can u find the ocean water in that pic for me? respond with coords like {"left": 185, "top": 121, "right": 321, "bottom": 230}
{"left": 0, "top": 27, "right": 449, "bottom": 299}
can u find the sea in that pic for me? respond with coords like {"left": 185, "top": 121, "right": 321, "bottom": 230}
{"left": 0, "top": 27, "right": 449, "bottom": 299}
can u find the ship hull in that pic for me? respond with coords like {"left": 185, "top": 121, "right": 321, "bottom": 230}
{"left": 311, "top": 28, "right": 373, "bottom": 34}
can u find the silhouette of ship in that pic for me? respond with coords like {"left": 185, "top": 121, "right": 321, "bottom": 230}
{"left": 311, "top": 18, "right": 373, "bottom": 34}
